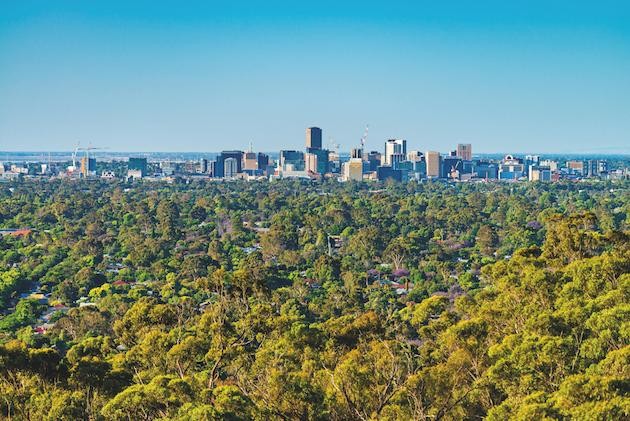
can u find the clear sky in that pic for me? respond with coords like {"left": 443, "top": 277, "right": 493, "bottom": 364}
{"left": 1, "top": 1, "right": 629, "bottom": 154}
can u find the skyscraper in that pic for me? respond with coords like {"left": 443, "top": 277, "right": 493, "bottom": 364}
{"left": 457, "top": 143, "right": 472, "bottom": 161}
{"left": 384, "top": 139, "right": 407, "bottom": 166}
{"left": 214, "top": 151, "right": 243, "bottom": 178}
{"left": 243, "top": 151, "right": 258, "bottom": 170}
{"left": 224, "top": 157, "right": 238, "bottom": 178}
{"left": 199, "top": 158, "right": 208, "bottom": 173}
{"left": 425, "top": 151, "right": 441, "bottom": 178}
{"left": 257, "top": 153, "right": 269, "bottom": 171}
{"left": 306, "top": 127, "right": 322, "bottom": 150}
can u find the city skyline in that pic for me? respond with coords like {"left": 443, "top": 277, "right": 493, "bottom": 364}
{"left": 1, "top": 1, "right": 630, "bottom": 153}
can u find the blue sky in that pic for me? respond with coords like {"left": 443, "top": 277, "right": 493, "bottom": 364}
{"left": 1, "top": 1, "right": 629, "bottom": 153}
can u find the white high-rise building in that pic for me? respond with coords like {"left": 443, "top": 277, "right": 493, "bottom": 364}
{"left": 384, "top": 139, "right": 407, "bottom": 166}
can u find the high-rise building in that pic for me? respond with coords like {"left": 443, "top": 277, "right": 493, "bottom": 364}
{"left": 425, "top": 151, "right": 441, "bottom": 178}
{"left": 257, "top": 153, "right": 269, "bottom": 171}
{"left": 224, "top": 158, "right": 238, "bottom": 178}
{"left": 457, "top": 144, "right": 472, "bottom": 161}
{"left": 306, "top": 127, "right": 322, "bottom": 150}
{"left": 367, "top": 151, "right": 381, "bottom": 172}
{"left": 199, "top": 158, "right": 208, "bottom": 174}
{"left": 214, "top": 151, "right": 243, "bottom": 178}
{"left": 80, "top": 157, "right": 96, "bottom": 178}
{"left": 305, "top": 148, "right": 330, "bottom": 174}
{"left": 587, "top": 160, "right": 608, "bottom": 177}
{"left": 243, "top": 151, "right": 257, "bottom": 170}
{"left": 280, "top": 150, "right": 305, "bottom": 172}
{"left": 342, "top": 158, "right": 363, "bottom": 181}
{"left": 390, "top": 153, "right": 406, "bottom": 169}
{"left": 384, "top": 139, "right": 407, "bottom": 166}
{"left": 305, "top": 153, "right": 318, "bottom": 174}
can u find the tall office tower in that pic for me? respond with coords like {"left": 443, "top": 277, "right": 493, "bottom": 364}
{"left": 456, "top": 143, "right": 472, "bottom": 161}
{"left": 425, "top": 151, "right": 442, "bottom": 178}
{"left": 199, "top": 158, "right": 208, "bottom": 173}
{"left": 243, "top": 151, "right": 258, "bottom": 170}
{"left": 257, "top": 153, "right": 269, "bottom": 170}
{"left": 224, "top": 157, "right": 238, "bottom": 178}
{"left": 306, "top": 127, "right": 322, "bottom": 150}
{"left": 384, "top": 139, "right": 407, "bottom": 166}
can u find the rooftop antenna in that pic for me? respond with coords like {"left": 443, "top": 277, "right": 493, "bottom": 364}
{"left": 248, "top": 141, "right": 254, "bottom": 153}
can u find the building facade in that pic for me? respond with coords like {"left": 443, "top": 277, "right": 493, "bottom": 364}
{"left": 306, "top": 127, "right": 322, "bottom": 150}
{"left": 425, "top": 151, "right": 441, "bottom": 178}
{"left": 384, "top": 139, "right": 407, "bottom": 166}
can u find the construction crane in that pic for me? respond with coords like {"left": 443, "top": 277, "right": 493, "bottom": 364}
{"left": 71, "top": 141, "right": 81, "bottom": 170}
{"left": 77, "top": 144, "right": 108, "bottom": 160}
{"left": 71, "top": 143, "right": 108, "bottom": 176}
{"left": 360, "top": 124, "right": 369, "bottom": 150}
{"left": 327, "top": 137, "right": 340, "bottom": 155}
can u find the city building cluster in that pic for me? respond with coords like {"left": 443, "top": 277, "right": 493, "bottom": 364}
{"left": 1, "top": 127, "right": 628, "bottom": 182}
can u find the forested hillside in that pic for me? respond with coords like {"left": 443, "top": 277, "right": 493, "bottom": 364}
{"left": 0, "top": 179, "right": 628, "bottom": 420}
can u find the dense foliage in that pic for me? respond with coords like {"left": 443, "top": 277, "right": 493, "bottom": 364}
{"left": 0, "top": 178, "right": 628, "bottom": 420}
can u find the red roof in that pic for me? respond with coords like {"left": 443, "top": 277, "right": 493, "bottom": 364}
{"left": 9, "top": 229, "right": 32, "bottom": 237}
